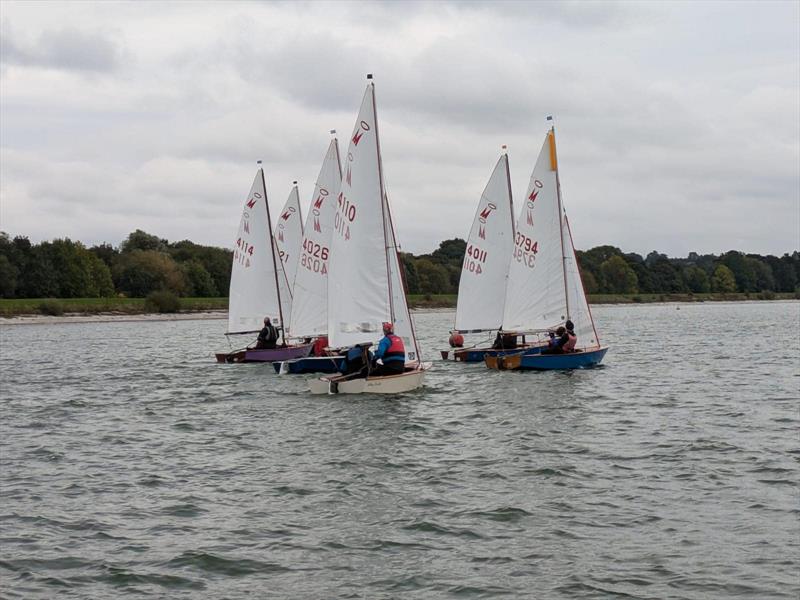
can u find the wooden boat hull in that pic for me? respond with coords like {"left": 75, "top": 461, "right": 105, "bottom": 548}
{"left": 308, "top": 363, "right": 431, "bottom": 395}
{"left": 273, "top": 356, "right": 345, "bottom": 374}
{"left": 444, "top": 343, "right": 544, "bottom": 362}
{"left": 485, "top": 346, "right": 608, "bottom": 371}
{"left": 215, "top": 343, "right": 313, "bottom": 363}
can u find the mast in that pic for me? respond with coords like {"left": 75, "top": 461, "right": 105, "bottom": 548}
{"left": 499, "top": 144, "right": 514, "bottom": 334}
{"left": 259, "top": 162, "right": 286, "bottom": 344}
{"left": 331, "top": 129, "right": 342, "bottom": 178}
{"left": 550, "top": 121, "right": 571, "bottom": 321}
{"left": 294, "top": 180, "right": 304, "bottom": 236}
{"left": 370, "top": 73, "right": 396, "bottom": 324}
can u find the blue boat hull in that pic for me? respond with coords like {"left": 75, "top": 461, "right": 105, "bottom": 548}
{"left": 516, "top": 346, "right": 608, "bottom": 370}
{"left": 273, "top": 356, "right": 345, "bottom": 374}
{"left": 450, "top": 344, "right": 544, "bottom": 363}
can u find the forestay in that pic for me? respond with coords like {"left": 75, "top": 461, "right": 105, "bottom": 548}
{"left": 288, "top": 139, "right": 342, "bottom": 338}
{"left": 454, "top": 154, "right": 515, "bottom": 332}
{"left": 562, "top": 215, "right": 600, "bottom": 348}
{"left": 275, "top": 184, "right": 304, "bottom": 300}
{"left": 227, "top": 169, "right": 291, "bottom": 335}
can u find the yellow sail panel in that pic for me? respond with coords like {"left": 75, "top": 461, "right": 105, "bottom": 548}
{"left": 548, "top": 130, "right": 558, "bottom": 172}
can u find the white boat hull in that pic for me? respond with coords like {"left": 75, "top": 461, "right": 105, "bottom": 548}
{"left": 309, "top": 363, "right": 431, "bottom": 395}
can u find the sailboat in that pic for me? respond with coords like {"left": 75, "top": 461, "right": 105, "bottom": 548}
{"left": 441, "top": 149, "right": 541, "bottom": 362}
{"left": 215, "top": 163, "right": 313, "bottom": 363}
{"left": 275, "top": 181, "right": 304, "bottom": 311}
{"left": 309, "top": 76, "right": 430, "bottom": 394}
{"left": 275, "top": 133, "right": 347, "bottom": 374}
{"left": 486, "top": 124, "right": 608, "bottom": 370}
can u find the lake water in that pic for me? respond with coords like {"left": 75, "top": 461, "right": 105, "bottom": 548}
{"left": 1, "top": 302, "right": 798, "bottom": 599}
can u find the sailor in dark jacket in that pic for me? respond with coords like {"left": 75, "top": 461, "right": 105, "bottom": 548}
{"left": 255, "top": 317, "right": 279, "bottom": 349}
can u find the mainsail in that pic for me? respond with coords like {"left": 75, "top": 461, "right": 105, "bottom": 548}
{"left": 288, "top": 138, "right": 342, "bottom": 338}
{"left": 275, "top": 184, "right": 304, "bottom": 300}
{"left": 326, "top": 80, "right": 420, "bottom": 357}
{"left": 454, "top": 153, "right": 516, "bottom": 332}
{"left": 501, "top": 129, "right": 599, "bottom": 349}
{"left": 227, "top": 167, "right": 291, "bottom": 335}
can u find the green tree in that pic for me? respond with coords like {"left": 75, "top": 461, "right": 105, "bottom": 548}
{"left": 684, "top": 266, "right": 710, "bottom": 293}
{"left": 0, "top": 255, "right": 18, "bottom": 297}
{"left": 400, "top": 253, "right": 420, "bottom": 294}
{"left": 580, "top": 267, "right": 599, "bottom": 294}
{"left": 711, "top": 264, "right": 737, "bottom": 293}
{"left": 182, "top": 260, "right": 218, "bottom": 296}
{"left": 721, "top": 251, "right": 756, "bottom": 292}
{"left": 600, "top": 255, "right": 638, "bottom": 293}
{"left": 121, "top": 230, "right": 167, "bottom": 253}
{"left": 649, "top": 258, "right": 686, "bottom": 292}
{"left": 415, "top": 258, "right": 449, "bottom": 294}
{"left": 114, "top": 250, "right": 188, "bottom": 296}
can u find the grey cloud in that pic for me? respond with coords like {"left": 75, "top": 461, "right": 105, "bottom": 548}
{"left": 0, "top": 24, "right": 122, "bottom": 72}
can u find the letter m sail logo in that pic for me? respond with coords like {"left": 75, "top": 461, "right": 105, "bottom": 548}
{"left": 313, "top": 217, "right": 321, "bottom": 232}
{"left": 478, "top": 225, "right": 486, "bottom": 240}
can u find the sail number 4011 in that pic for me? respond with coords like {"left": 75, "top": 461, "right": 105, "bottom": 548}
{"left": 463, "top": 243, "right": 487, "bottom": 275}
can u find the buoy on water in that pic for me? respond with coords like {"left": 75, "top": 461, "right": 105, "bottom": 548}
{"left": 449, "top": 333, "right": 464, "bottom": 348}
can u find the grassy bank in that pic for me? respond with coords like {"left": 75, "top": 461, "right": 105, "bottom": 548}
{"left": 0, "top": 297, "right": 228, "bottom": 317}
{"left": 1, "top": 292, "right": 796, "bottom": 317}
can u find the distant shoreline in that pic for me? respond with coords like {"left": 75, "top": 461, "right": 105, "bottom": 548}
{"left": 0, "top": 293, "right": 796, "bottom": 326}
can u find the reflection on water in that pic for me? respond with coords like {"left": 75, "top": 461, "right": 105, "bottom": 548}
{"left": 1, "top": 301, "right": 798, "bottom": 599}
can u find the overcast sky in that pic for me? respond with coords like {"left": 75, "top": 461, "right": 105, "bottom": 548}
{"left": 1, "top": 0, "right": 798, "bottom": 257}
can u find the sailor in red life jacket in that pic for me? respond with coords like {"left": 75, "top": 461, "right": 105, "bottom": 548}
{"left": 563, "top": 320, "right": 577, "bottom": 352}
{"left": 372, "top": 322, "right": 406, "bottom": 376}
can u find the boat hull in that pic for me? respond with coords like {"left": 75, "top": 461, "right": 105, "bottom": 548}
{"left": 443, "top": 343, "right": 544, "bottom": 362}
{"left": 273, "top": 356, "right": 345, "bottom": 374}
{"left": 308, "top": 363, "right": 431, "bottom": 395}
{"left": 215, "top": 343, "right": 313, "bottom": 363}
{"left": 485, "top": 346, "right": 608, "bottom": 370}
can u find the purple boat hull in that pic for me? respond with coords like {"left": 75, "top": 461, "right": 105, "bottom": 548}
{"left": 216, "top": 343, "right": 313, "bottom": 363}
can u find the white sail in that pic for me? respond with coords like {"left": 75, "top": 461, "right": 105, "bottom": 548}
{"left": 326, "top": 83, "right": 394, "bottom": 348}
{"left": 501, "top": 134, "right": 564, "bottom": 332}
{"left": 384, "top": 192, "right": 420, "bottom": 364}
{"left": 454, "top": 154, "right": 515, "bottom": 332}
{"left": 275, "top": 184, "right": 304, "bottom": 303}
{"left": 227, "top": 169, "right": 289, "bottom": 334}
{"left": 288, "top": 139, "right": 342, "bottom": 338}
{"left": 502, "top": 129, "right": 600, "bottom": 349}
{"left": 563, "top": 215, "right": 600, "bottom": 349}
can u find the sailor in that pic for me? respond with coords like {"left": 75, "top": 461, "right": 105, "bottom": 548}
{"left": 255, "top": 317, "right": 279, "bottom": 349}
{"left": 543, "top": 326, "right": 568, "bottom": 354}
{"left": 372, "top": 322, "right": 406, "bottom": 376}
{"left": 343, "top": 343, "right": 372, "bottom": 375}
{"left": 563, "top": 320, "right": 577, "bottom": 353}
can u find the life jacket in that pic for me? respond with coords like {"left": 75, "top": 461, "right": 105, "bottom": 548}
{"left": 563, "top": 332, "right": 577, "bottom": 352}
{"left": 382, "top": 334, "right": 405, "bottom": 363}
{"left": 312, "top": 336, "right": 328, "bottom": 356}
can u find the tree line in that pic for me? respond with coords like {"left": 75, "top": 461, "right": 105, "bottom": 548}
{"left": 0, "top": 230, "right": 797, "bottom": 299}
{"left": 400, "top": 240, "right": 800, "bottom": 296}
